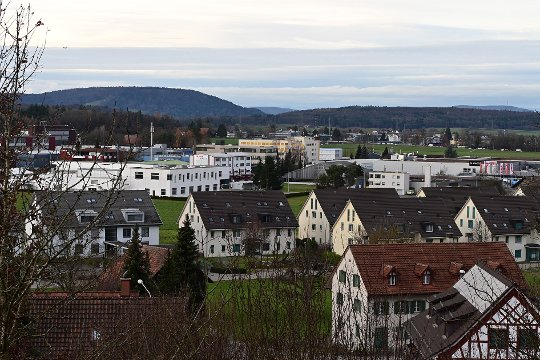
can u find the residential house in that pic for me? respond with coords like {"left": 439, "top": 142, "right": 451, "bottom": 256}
{"left": 332, "top": 243, "right": 526, "bottom": 352}
{"left": 26, "top": 278, "right": 186, "bottom": 359}
{"left": 405, "top": 262, "right": 540, "bottom": 359}
{"left": 454, "top": 196, "right": 540, "bottom": 262}
{"left": 417, "top": 186, "right": 502, "bottom": 216}
{"left": 28, "top": 190, "right": 162, "bottom": 256}
{"left": 513, "top": 184, "right": 540, "bottom": 203}
{"left": 179, "top": 191, "right": 298, "bottom": 257}
{"left": 297, "top": 188, "right": 399, "bottom": 248}
{"left": 332, "top": 197, "right": 461, "bottom": 255}
{"left": 239, "top": 136, "right": 320, "bottom": 164}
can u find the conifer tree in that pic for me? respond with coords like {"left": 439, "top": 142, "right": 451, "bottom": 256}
{"left": 123, "top": 226, "right": 152, "bottom": 293}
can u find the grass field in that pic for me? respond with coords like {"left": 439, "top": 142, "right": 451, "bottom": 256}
{"left": 323, "top": 143, "right": 540, "bottom": 160}
{"left": 281, "top": 182, "right": 316, "bottom": 193}
{"left": 286, "top": 193, "right": 308, "bottom": 217}
{"left": 153, "top": 197, "right": 186, "bottom": 244}
{"left": 523, "top": 268, "right": 540, "bottom": 297}
{"left": 209, "top": 138, "right": 239, "bottom": 145}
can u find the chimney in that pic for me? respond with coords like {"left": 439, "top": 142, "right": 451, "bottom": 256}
{"left": 459, "top": 269, "right": 466, "bottom": 278}
{"left": 120, "top": 278, "right": 131, "bottom": 297}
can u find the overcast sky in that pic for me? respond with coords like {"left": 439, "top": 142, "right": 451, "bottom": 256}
{"left": 18, "top": 1, "right": 540, "bottom": 109}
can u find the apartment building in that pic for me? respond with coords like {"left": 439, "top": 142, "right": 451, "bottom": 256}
{"left": 190, "top": 152, "right": 252, "bottom": 177}
{"left": 239, "top": 136, "right": 320, "bottom": 164}
{"left": 367, "top": 171, "right": 410, "bottom": 196}
{"left": 194, "top": 143, "right": 279, "bottom": 164}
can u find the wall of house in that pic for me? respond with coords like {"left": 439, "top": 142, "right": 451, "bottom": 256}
{"left": 297, "top": 192, "right": 332, "bottom": 246}
{"left": 367, "top": 171, "right": 410, "bottom": 196}
{"left": 332, "top": 202, "right": 365, "bottom": 255}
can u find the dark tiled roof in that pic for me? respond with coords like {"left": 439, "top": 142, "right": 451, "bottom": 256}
{"left": 348, "top": 242, "right": 526, "bottom": 297}
{"left": 27, "top": 291, "right": 185, "bottom": 359}
{"left": 469, "top": 195, "right": 539, "bottom": 235}
{"left": 33, "top": 190, "right": 162, "bottom": 228}
{"left": 517, "top": 185, "right": 540, "bottom": 203}
{"left": 98, "top": 245, "right": 170, "bottom": 291}
{"left": 313, "top": 188, "right": 399, "bottom": 227}
{"left": 419, "top": 186, "right": 502, "bottom": 216}
{"left": 190, "top": 191, "right": 298, "bottom": 230}
{"left": 350, "top": 197, "right": 460, "bottom": 239}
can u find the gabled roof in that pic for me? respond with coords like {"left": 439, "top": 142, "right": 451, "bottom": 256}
{"left": 346, "top": 242, "right": 526, "bottom": 297}
{"left": 98, "top": 245, "right": 170, "bottom": 291}
{"left": 419, "top": 186, "right": 501, "bottom": 216}
{"left": 349, "top": 197, "right": 460, "bottom": 239}
{"left": 468, "top": 195, "right": 539, "bottom": 235}
{"left": 405, "top": 263, "right": 538, "bottom": 359}
{"left": 312, "top": 188, "right": 399, "bottom": 227}
{"left": 516, "top": 185, "right": 540, "bottom": 203}
{"left": 33, "top": 190, "right": 162, "bottom": 228}
{"left": 189, "top": 191, "right": 298, "bottom": 230}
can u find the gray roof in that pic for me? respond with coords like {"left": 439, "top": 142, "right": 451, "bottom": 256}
{"left": 312, "top": 188, "right": 399, "bottom": 227}
{"left": 419, "top": 186, "right": 502, "bottom": 216}
{"left": 34, "top": 190, "right": 162, "bottom": 228}
{"left": 189, "top": 191, "right": 298, "bottom": 230}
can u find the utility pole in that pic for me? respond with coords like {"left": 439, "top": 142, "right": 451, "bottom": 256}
{"left": 150, "top": 122, "right": 154, "bottom": 161}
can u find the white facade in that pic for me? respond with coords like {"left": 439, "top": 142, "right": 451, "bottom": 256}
{"left": 319, "top": 148, "right": 343, "bottom": 161}
{"left": 46, "top": 161, "right": 229, "bottom": 197}
{"left": 331, "top": 201, "right": 365, "bottom": 255}
{"left": 297, "top": 192, "right": 332, "bottom": 246}
{"left": 332, "top": 248, "right": 427, "bottom": 351}
{"left": 368, "top": 171, "right": 410, "bottom": 196}
{"left": 239, "top": 136, "right": 320, "bottom": 164}
{"left": 190, "top": 152, "right": 252, "bottom": 177}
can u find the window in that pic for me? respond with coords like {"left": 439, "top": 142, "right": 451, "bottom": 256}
{"left": 210, "top": 245, "right": 214, "bottom": 254}
{"left": 517, "top": 328, "right": 539, "bottom": 350}
{"left": 161, "top": 189, "right": 166, "bottom": 196}
{"left": 353, "top": 299, "right": 362, "bottom": 312}
{"left": 74, "top": 244, "right": 84, "bottom": 255}
{"left": 233, "top": 229, "right": 241, "bottom": 238}
{"left": 411, "top": 300, "right": 425, "bottom": 313}
{"left": 276, "top": 229, "right": 281, "bottom": 236}
{"left": 90, "top": 243, "right": 100, "bottom": 255}
{"left": 134, "top": 172, "right": 143, "bottom": 179}
{"left": 338, "top": 270, "right": 346, "bottom": 283}
{"left": 181, "top": 187, "right": 186, "bottom": 194}
{"left": 388, "top": 271, "right": 397, "bottom": 286}
{"left": 515, "top": 249, "right": 522, "bottom": 258}
{"left": 373, "top": 301, "right": 389, "bottom": 315}
{"left": 123, "top": 228, "right": 131, "bottom": 238}
{"left": 468, "top": 220, "right": 474, "bottom": 229}
{"left": 425, "top": 223, "right": 433, "bottom": 233}
{"left": 488, "top": 328, "right": 508, "bottom": 349}
{"left": 80, "top": 213, "right": 97, "bottom": 224}
{"left": 288, "top": 229, "right": 292, "bottom": 237}
{"left": 172, "top": 188, "right": 177, "bottom": 196}
{"left": 516, "top": 235, "right": 522, "bottom": 243}
{"left": 348, "top": 224, "right": 353, "bottom": 231}
{"left": 460, "top": 219, "right": 463, "bottom": 227}
{"left": 151, "top": 173, "right": 159, "bottom": 180}
{"left": 311, "top": 224, "right": 316, "bottom": 230}
{"left": 336, "top": 292, "right": 344, "bottom": 305}
{"left": 210, "top": 231, "right": 215, "bottom": 238}
{"left": 221, "top": 245, "right": 226, "bottom": 252}
{"left": 166, "top": 174, "right": 172, "bottom": 181}
{"left": 125, "top": 212, "right": 144, "bottom": 222}
{"left": 394, "top": 301, "right": 409, "bottom": 314}
{"left": 312, "top": 211, "right": 316, "bottom": 218}
{"left": 141, "top": 227, "right": 149, "bottom": 237}
{"left": 374, "top": 327, "right": 388, "bottom": 349}
{"left": 232, "top": 244, "right": 241, "bottom": 253}
{"left": 422, "top": 270, "right": 431, "bottom": 285}
{"left": 352, "top": 274, "right": 360, "bottom": 287}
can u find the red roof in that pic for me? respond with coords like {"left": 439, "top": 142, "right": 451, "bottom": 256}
{"left": 347, "top": 242, "right": 526, "bottom": 297}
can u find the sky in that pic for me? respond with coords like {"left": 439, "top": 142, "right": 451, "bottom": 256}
{"left": 15, "top": 1, "right": 540, "bottom": 109}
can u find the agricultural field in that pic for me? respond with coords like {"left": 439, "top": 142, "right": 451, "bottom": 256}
{"left": 323, "top": 143, "right": 540, "bottom": 160}
{"left": 286, "top": 193, "right": 308, "bottom": 217}
{"left": 281, "top": 182, "right": 316, "bottom": 193}
{"left": 153, "top": 197, "right": 185, "bottom": 244}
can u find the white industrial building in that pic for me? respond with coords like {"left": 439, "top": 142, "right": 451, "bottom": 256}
{"left": 319, "top": 148, "right": 343, "bottom": 161}
{"left": 44, "top": 161, "right": 229, "bottom": 198}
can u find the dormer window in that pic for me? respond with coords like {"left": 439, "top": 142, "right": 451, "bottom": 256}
{"left": 422, "top": 270, "right": 431, "bottom": 285}
{"left": 122, "top": 210, "right": 144, "bottom": 222}
{"left": 388, "top": 271, "right": 397, "bottom": 286}
{"left": 78, "top": 210, "right": 97, "bottom": 224}
{"left": 231, "top": 214, "right": 242, "bottom": 224}
{"left": 425, "top": 223, "right": 434, "bottom": 233}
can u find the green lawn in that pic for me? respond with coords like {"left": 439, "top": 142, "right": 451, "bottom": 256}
{"left": 287, "top": 193, "right": 308, "bottom": 217}
{"left": 153, "top": 197, "right": 186, "bottom": 244}
{"left": 209, "top": 137, "right": 239, "bottom": 145}
{"left": 323, "top": 143, "right": 540, "bottom": 160}
{"left": 281, "top": 182, "right": 316, "bottom": 193}
{"left": 523, "top": 268, "right": 540, "bottom": 297}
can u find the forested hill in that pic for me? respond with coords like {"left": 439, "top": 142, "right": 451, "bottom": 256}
{"left": 272, "top": 106, "right": 539, "bottom": 130}
{"left": 21, "top": 87, "right": 263, "bottom": 118}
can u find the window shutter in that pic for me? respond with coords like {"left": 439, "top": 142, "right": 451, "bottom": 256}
{"left": 384, "top": 302, "right": 389, "bottom": 315}
{"left": 419, "top": 300, "right": 426, "bottom": 311}
{"left": 405, "top": 301, "right": 410, "bottom": 314}
{"left": 374, "top": 302, "right": 380, "bottom": 315}
{"left": 393, "top": 301, "right": 400, "bottom": 314}
{"left": 409, "top": 301, "right": 416, "bottom": 312}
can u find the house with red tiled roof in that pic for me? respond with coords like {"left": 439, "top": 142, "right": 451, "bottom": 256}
{"left": 331, "top": 243, "right": 526, "bottom": 353}
{"left": 26, "top": 279, "right": 186, "bottom": 359}
{"left": 98, "top": 245, "right": 170, "bottom": 291}
{"left": 405, "top": 263, "right": 540, "bottom": 359}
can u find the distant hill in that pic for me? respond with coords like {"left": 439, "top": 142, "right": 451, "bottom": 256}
{"left": 21, "top": 87, "right": 264, "bottom": 118}
{"left": 254, "top": 107, "right": 296, "bottom": 115}
{"left": 455, "top": 105, "right": 533, "bottom": 112}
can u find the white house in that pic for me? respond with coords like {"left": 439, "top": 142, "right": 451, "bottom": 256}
{"left": 27, "top": 190, "right": 162, "bottom": 256}
{"left": 331, "top": 197, "right": 461, "bottom": 255}
{"left": 297, "top": 188, "right": 399, "bottom": 248}
{"left": 367, "top": 171, "right": 410, "bottom": 196}
{"left": 45, "top": 161, "right": 229, "bottom": 197}
{"left": 239, "top": 136, "right": 320, "bottom": 164}
{"left": 179, "top": 191, "right": 298, "bottom": 257}
{"left": 331, "top": 243, "right": 526, "bottom": 352}
{"left": 454, "top": 196, "right": 540, "bottom": 263}
{"left": 406, "top": 263, "right": 540, "bottom": 359}
{"left": 190, "top": 152, "right": 252, "bottom": 178}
